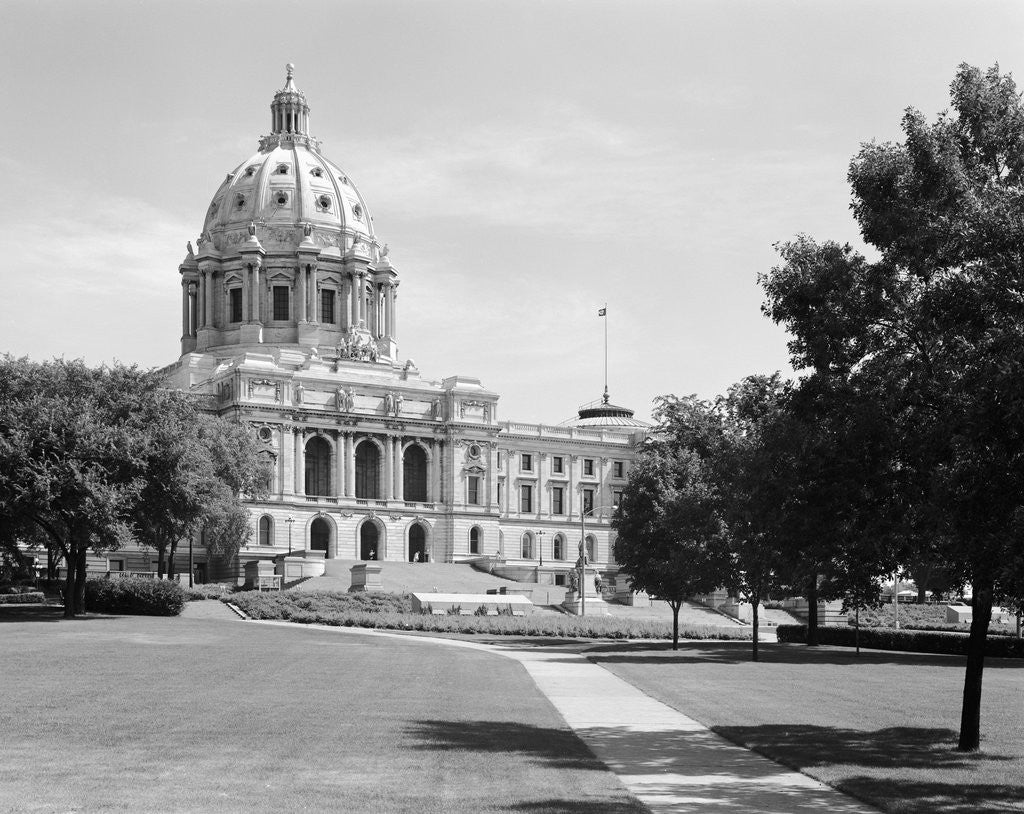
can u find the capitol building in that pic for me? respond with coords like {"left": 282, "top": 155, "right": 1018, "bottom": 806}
{"left": 154, "top": 67, "right": 649, "bottom": 587}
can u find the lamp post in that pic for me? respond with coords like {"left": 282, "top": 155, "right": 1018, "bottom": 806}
{"left": 537, "top": 530, "right": 545, "bottom": 568}
{"left": 578, "top": 504, "right": 615, "bottom": 617}
{"left": 286, "top": 515, "right": 295, "bottom": 554}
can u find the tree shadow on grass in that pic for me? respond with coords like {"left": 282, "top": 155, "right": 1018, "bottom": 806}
{"left": 713, "top": 724, "right": 1012, "bottom": 772}
{"left": 0, "top": 606, "right": 69, "bottom": 623}
{"left": 838, "top": 777, "right": 1024, "bottom": 814}
{"left": 582, "top": 641, "right": 1024, "bottom": 669}
{"left": 505, "top": 800, "right": 648, "bottom": 813}
{"left": 405, "top": 719, "right": 603, "bottom": 771}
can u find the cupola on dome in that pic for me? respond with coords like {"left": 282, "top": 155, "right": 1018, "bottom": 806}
{"left": 198, "top": 64, "right": 376, "bottom": 256}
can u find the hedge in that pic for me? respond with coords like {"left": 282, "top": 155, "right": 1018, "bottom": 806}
{"left": 226, "top": 589, "right": 751, "bottom": 641}
{"left": 776, "top": 624, "right": 1024, "bottom": 658}
{"left": 84, "top": 578, "right": 185, "bottom": 616}
{"left": 0, "top": 592, "right": 46, "bottom": 604}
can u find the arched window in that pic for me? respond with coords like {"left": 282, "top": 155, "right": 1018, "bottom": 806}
{"left": 310, "top": 518, "right": 330, "bottom": 553}
{"left": 355, "top": 441, "right": 380, "bottom": 499}
{"left": 586, "top": 534, "right": 596, "bottom": 563}
{"left": 257, "top": 452, "right": 275, "bottom": 494}
{"left": 305, "top": 437, "right": 331, "bottom": 497}
{"left": 258, "top": 515, "right": 273, "bottom": 546}
{"left": 360, "top": 522, "right": 379, "bottom": 560}
{"left": 409, "top": 523, "right": 426, "bottom": 562}
{"left": 552, "top": 534, "right": 565, "bottom": 561}
{"left": 403, "top": 445, "right": 428, "bottom": 502}
{"left": 521, "top": 532, "right": 534, "bottom": 559}
{"left": 469, "top": 526, "right": 481, "bottom": 555}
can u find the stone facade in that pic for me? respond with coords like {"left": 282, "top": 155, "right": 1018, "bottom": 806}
{"left": 155, "top": 67, "right": 649, "bottom": 586}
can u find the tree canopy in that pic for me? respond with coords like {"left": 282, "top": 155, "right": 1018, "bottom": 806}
{"left": 761, "top": 63, "right": 1024, "bottom": 751}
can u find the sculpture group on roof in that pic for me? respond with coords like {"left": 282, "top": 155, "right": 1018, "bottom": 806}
{"left": 336, "top": 331, "right": 379, "bottom": 363}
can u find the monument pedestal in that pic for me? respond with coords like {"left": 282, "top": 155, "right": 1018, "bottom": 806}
{"left": 349, "top": 562, "right": 383, "bottom": 592}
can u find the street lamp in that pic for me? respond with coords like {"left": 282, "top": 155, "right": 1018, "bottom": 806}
{"left": 286, "top": 515, "right": 295, "bottom": 554}
{"left": 578, "top": 504, "right": 615, "bottom": 616}
{"left": 537, "top": 530, "right": 545, "bottom": 568}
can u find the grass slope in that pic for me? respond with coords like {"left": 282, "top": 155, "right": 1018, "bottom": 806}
{"left": 0, "top": 607, "right": 646, "bottom": 814}
{"left": 589, "top": 640, "right": 1024, "bottom": 814}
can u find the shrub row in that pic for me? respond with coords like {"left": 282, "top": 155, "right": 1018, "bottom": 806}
{"left": 226, "top": 590, "right": 751, "bottom": 640}
{"left": 777, "top": 624, "right": 1024, "bottom": 658}
{"left": 0, "top": 585, "right": 40, "bottom": 595}
{"left": 183, "top": 583, "right": 231, "bottom": 602}
{"left": 228, "top": 589, "right": 413, "bottom": 620}
{"left": 0, "top": 591, "right": 46, "bottom": 604}
{"left": 84, "top": 578, "right": 185, "bottom": 616}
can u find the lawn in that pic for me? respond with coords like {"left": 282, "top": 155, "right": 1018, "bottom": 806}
{"left": 587, "top": 640, "right": 1024, "bottom": 814}
{"left": 0, "top": 606, "right": 646, "bottom": 814}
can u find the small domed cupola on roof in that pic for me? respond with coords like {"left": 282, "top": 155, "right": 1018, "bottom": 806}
{"left": 270, "top": 63, "right": 310, "bottom": 136}
{"left": 564, "top": 392, "right": 651, "bottom": 430}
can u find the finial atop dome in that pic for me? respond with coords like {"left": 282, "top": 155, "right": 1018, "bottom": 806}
{"left": 284, "top": 63, "right": 296, "bottom": 91}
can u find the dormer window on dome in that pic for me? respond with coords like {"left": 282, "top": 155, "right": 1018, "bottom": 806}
{"left": 235, "top": 193, "right": 246, "bottom": 209}
{"left": 316, "top": 194, "right": 332, "bottom": 212}
{"left": 310, "top": 167, "right": 323, "bottom": 178}
{"left": 245, "top": 165, "right": 258, "bottom": 177}
{"left": 276, "top": 164, "right": 290, "bottom": 175}
{"left": 352, "top": 204, "right": 363, "bottom": 221}
{"left": 275, "top": 191, "right": 289, "bottom": 206}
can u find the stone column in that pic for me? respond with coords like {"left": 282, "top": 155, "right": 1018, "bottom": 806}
{"left": 384, "top": 436, "right": 394, "bottom": 500}
{"left": 486, "top": 444, "right": 494, "bottom": 511}
{"left": 204, "top": 270, "right": 214, "bottom": 327}
{"left": 568, "top": 456, "right": 576, "bottom": 518}
{"left": 335, "top": 432, "right": 345, "bottom": 498}
{"left": 345, "top": 433, "right": 356, "bottom": 498}
{"left": 294, "top": 429, "right": 305, "bottom": 496}
{"left": 308, "top": 264, "right": 319, "bottom": 324}
{"left": 385, "top": 284, "right": 394, "bottom": 338}
{"left": 242, "top": 266, "right": 251, "bottom": 323}
{"left": 430, "top": 441, "right": 441, "bottom": 504}
{"left": 350, "top": 272, "right": 360, "bottom": 326}
{"left": 537, "top": 453, "right": 547, "bottom": 519}
{"left": 251, "top": 261, "right": 262, "bottom": 323}
{"left": 394, "top": 437, "right": 403, "bottom": 501}
{"left": 181, "top": 279, "right": 189, "bottom": 337}
{"left": 297, "top": 266, "right": 307, "bottom": 322}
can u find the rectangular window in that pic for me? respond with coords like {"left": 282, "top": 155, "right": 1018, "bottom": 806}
{"left": 521, "top": 453, "right": 533, "bottom": 472}
{"left": 467, "top": 476, "right": 481, "bottom": 506}
{"left": 108, "top": 559, "right": 124, "bottom": 572}
{"left": 497, "top": 452, "right": 504, "bottom": 470}
{"left": 583, "top": 458, "right": 595, "bottom": 477}
{"left": 552, "top": 456, "right": 563, "bottom": 474}
{"left": 229, "top": 287, "right": 243, "bottom": 323}
{"left": 552, "top": 486, "right": 564, "bottom": 515}
{"left": 613, "top": 490, "right": 623, "bottom": 508}
{"left": 321, "top": 289, "right": 336, "bottom": 324}
{"left": 614, "top": 461, "right": 624, "bottom": 478}
{"left": 583, "top": 488, "right": 594, "bottom": 515}
{"left": 520, "top": 485, "right": 533, "bottom": 514}
{"left": 497, "top": 482, "right": 504, "bottom": 510}
{"left": 273, "top": 286, "right": 289, "bottom": 321}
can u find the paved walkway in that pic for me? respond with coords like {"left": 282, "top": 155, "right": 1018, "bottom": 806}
{"left": 252, "top": 620, "right": 877, "bottom": 813}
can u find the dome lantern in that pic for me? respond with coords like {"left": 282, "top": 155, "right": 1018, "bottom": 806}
{"left": 270, "top": 63, "right": 310, "bottom": 136}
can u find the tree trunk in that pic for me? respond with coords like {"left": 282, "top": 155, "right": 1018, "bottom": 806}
{"left": 62, "top": 541, "right": 77, "bottom": 619}
{"left": 806, "top": 576, "right": 819, "bottom": 646}
{"left": 751, "top": 596, "right": 760, "bottom": 662}
{"left": 958, "top": 581, "right": 994, "bottom": 752}
{"left": 73, "top": 543, "right": 87, "bottom": 615}
{"left": 168, "top": 539, "right": 178, "bottom": 581}
{"left": 917, "top": 585, "right": 927, "bottom": 604}
{"left": 157, "top": 545, "right": 166, "bottom": 579}
{"left": 47, "top": 544, "right": 62, "bottom": 581}
{"left": 671, "top": 600, "right": 681, "bottom": 651}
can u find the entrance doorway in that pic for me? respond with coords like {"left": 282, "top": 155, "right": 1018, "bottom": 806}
{"left": 408, "top": 524, "right": 426, "bottom": 562}
{"left": 310, "top": 518, "right": 330, "bottom": 554}
{"left": 360, "top": 522, "right": 380, "bottom": 560}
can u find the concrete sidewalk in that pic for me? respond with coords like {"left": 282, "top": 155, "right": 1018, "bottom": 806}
{"left": 253, "top": 620, "right": 877, "bottom": 813}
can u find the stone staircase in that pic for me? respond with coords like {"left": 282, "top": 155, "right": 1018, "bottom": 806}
{"left": 297, "top": 560, "right": 528, "bottom": 597}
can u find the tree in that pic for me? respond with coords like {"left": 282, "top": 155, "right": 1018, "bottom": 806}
{"left": 613, "top": 396, "right": 730, "bottom": 650}
{"left": 0, "top": 357, "right": 154, "bottom": 617}
{"left": 760, "top": 64, "right": 1024, "bottom": 751}
{"left": 131, "top": 398, "right": 268, "bottom": 582}
{"left": 716, "top": 374, "right": 794, "bottom": 661}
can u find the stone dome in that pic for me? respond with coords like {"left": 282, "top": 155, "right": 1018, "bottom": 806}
{"left": 199, "top": 65, "right": 375, "bottom": 253}
{"left": 563, "top": 394, "right": 651, "bottom": 430}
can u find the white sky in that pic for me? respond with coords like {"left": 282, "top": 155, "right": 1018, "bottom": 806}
{"left": 1, "top": 0, "right": 1022, "bottom": 423}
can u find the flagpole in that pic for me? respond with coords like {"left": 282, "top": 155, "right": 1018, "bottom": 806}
{"left": 602, "top": 303, "right": 608, "bottom": 403}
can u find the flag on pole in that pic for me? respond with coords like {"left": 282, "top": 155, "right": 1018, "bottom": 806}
{"left": 597, "top": 307, "right": 606, "bottom": 316}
